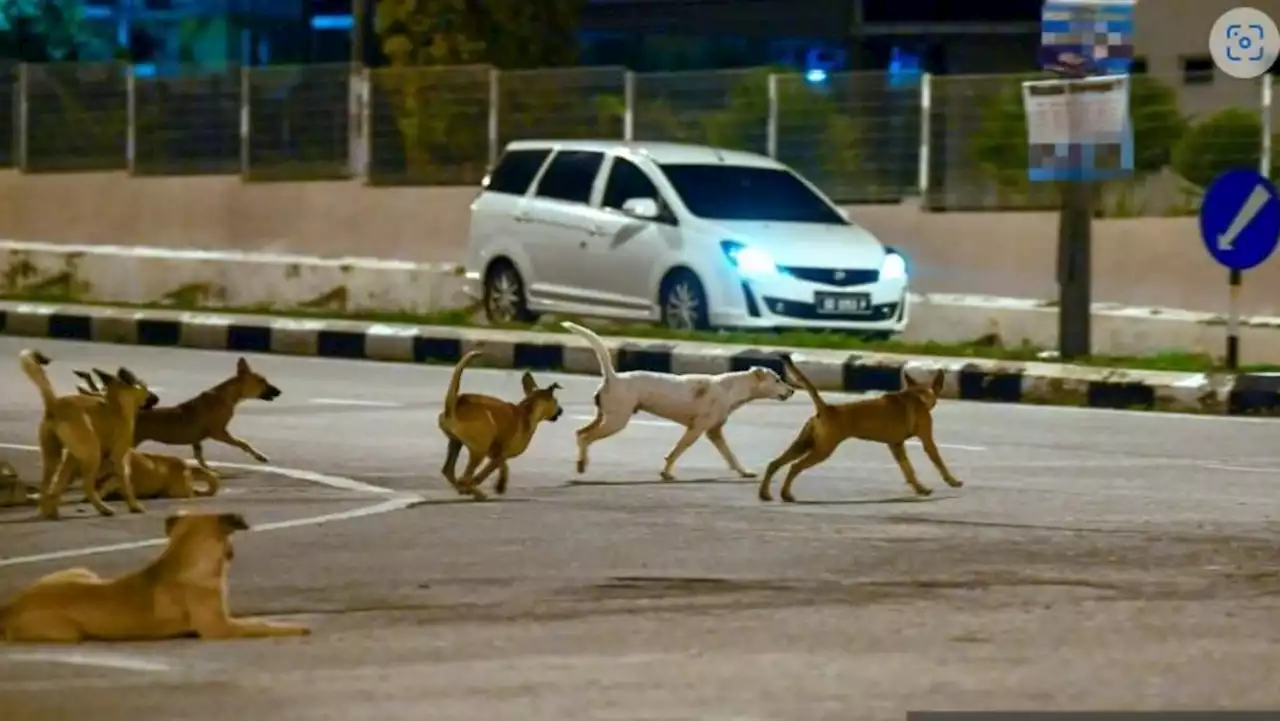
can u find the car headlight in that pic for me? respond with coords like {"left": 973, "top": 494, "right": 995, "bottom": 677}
{"left": 720, "top": 240, "right": 777, "bottom": 277}
{"left": 880, "top": 249, "right": 907, "bottom": 280}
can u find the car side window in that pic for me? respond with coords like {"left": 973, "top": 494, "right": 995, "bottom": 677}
{"left": 533, "top": 150, "right": 605, "bottom": 204}
{"left": 602, "top": 157, "right": 675, "bottom": 224}
{"left": 484, "top": 149, "right": 551, "bottom": 195}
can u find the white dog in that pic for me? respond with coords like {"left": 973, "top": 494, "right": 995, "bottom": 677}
{"left": 562, "top": 321, "right": 795, "bottom": 480}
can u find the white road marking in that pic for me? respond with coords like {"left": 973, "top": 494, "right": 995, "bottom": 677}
{"left": 0, "top": 444, "right": 420, "bottom": 568}
{"left": 3, "top": 650, "right": 172, "bottom": 672}
{"left": 1203, "top": 463, "right": 1279, "bottom": 474}
{"left": 309, "top": 397, "right": 403, "bottom": 408}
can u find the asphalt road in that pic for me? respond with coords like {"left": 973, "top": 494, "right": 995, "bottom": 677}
{"left": 1, "top": 339, "right": 1280, "bottom": 721}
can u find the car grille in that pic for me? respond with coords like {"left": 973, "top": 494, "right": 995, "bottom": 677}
{"left": 781, "top": 266, "right": 880, "bottom": 287}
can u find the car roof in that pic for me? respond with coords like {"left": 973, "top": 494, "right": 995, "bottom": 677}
{"left": 503, "top": 139, "right": 784, "bottom": 169}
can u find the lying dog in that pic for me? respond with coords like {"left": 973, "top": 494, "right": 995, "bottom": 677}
{"left": 76, "top": 357, "right": 280, "bottom": 469}
{"left": 561, "top": 321, "right": 794, "bottom": 481}
{"left": 99, "top": 451, "right": 220, "bottom": 501}
{"left": 0, "top": 511, "right": 311, "bottom": 642}
{"left": 758, "top": 355, "right": 964, "bottom": 502}
{"left": 21, "top": 350, "right": 159, "bottom": 520}
{"left": 437, "top": 350, "right": 563, "bottom": 500}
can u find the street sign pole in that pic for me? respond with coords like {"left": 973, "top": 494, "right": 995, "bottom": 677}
{"left": 1199, "top": 168, "right": 1280, "bottom": 370}
{"left": 1027, "top": 0, "right": 1136, "bottom": 361}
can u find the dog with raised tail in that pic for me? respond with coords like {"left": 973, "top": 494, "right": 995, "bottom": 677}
{"left": 561, "top": 321, "right": 794, "bottom": 481}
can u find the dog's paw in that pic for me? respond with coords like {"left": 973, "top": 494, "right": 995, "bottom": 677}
{"left": 738, "top": 470, "right": 758, "bottom": 479}
{"left": 944, "top": 477, "right": 964, "bottom": 488}
{"left": 128, "top": 505, "right": 146, "bottom": 514}
{"left": 912, "top": 485, "right": 934, "bottom": 497}
{"left": 576, "top": 459, "right": 587, "bottom": 474}
{"left": 780, "top": 492, "right": 796, "bottom": 503}
{"left": 757, "top": 492, "right": 772, "bottom": 502}
{"left": 252, "top": 453, "right": 271, "bottom": 463}
{"left": 659, "top": 471, "right": 676, "bottom": 482}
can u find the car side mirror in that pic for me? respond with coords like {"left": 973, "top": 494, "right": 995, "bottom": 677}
{"left": 837, "top": 207, "right": 851, "bottom": 221}
{"left": 621, "top": 197, "right": 660, "bottom": 219}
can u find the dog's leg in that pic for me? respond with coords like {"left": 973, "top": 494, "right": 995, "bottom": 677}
{"left": 778, "top": 446, "right": 835, "bottom": 503}
{"left": 888, "top": 442, "right": 932, "bottom": 497}
{"left": 192, "top": 442, "right": 212, "bottom": 470}
{"left": 454, "top": 451, "right": 489, "bottom": 500}
{"left": 208, "top": 429, "right": 270, "bottom": 463}
{"left": 37, "top": 430, "right": 61, "bottom": 498}
{"left": 109, "top": 451, "right": 146, "bottom": 513}
{"left": 660, "top": 425, "right": 707, "bottom": 481}
{"left": 440, "top": 437, "right": 464, "bottom": 490}
{"left": 706, "top": 423, "right": 755, "bottom": 478}
{"left": 494, "top": 461, "right": 512, "bottom": 495}
{"left": 917, "top": 429, "right": 963, "bottom": 488}
{"left": 77, "top": 449, "right": 118, "bottom": 518}
{"left": 463, "top": 456, "right": 507, "bottom": 501}
{"left": 759, "top": 422, "right": 815, "bottom": 502}
{"left": 575, "top": 410, "right": 629, "bottom": 475}
{"left": 39, "top": 452, "right": 80, "bottom": 520}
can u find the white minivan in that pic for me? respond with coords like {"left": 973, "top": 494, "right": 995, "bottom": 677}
{"left": 461, "top": 140, "right": 910, "bottom": 336}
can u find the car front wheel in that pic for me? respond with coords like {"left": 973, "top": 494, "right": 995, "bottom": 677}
{"left": 659, "top": 270, "right": 710, "bottom": 331}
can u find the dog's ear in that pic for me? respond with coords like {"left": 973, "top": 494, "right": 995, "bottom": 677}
{"left": 116, "top": 366, "right": 140, "bottom": 385}
{"left": 899, "top": 366, "right": 918, "bottom": 390}
{"left": 164, "top": 511, "right": 189, "bottom": 537}
{"left": 931, "top": 370, "right": 945, "bottom": 394}
{"left": 236, "top": 357, "right": 251, "bottom": 375}
{"left": 73, "top": 370, "right": 97, "bottom": 389}
{"left": 92, "top": 368, "right": 117, "bottom": 386}
{"left": 547, "top": 382, "right": 562, "bottom": 392}
{"left": 520, "top": 371, "right": 538, "bottom": 395}
{"left": 218, "top": 512, "right": 250, "bottom": 534}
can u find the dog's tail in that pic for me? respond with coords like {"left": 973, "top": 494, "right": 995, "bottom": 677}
{"left": 780, "top": 355, "right": 828, "bottom": 413}
{"left": 560, "top": 321, "right": 618, "bottom": 385}
{"left": 444, "top": 350, "right": 484, "bottom": 417}
{"left": 19, "top": 349, "right": 57, "bottom": 413}
{"left": 191, "top": 467, "right": 220, "bottom": 497}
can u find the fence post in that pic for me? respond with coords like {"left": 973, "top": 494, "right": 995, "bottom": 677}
{"left": 1261, "top": 73, "right": 1273, "bottom": 178}
{"left": 348, "top": 66, "right": 363, "bottom": 179}
{"left": 917, "top": 72, "right": 932, "bottom": 197}
{"left": 487, "top": 68, "right": 500, "bottom": 168}
{"left": 361, "top": 68, "right": 372, "bottom": 182}
{"left": 125, "top": 63, "right": 136, "bottom": 174}
{"left": 623, "top": 70, "right": 635, "bottom": 141}
{"left": 16, "top": 63, "right": 28, "bottom": 172}
{"left": 239, "top": 65, "right": 250, "bottom": 176}
{"left": 766, "top": 73, "right": 778, "bottom": 158}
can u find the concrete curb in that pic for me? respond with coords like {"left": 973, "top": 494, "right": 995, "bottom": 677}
{"left": 1, "top": 300, "right": 1277, "bottom": 417}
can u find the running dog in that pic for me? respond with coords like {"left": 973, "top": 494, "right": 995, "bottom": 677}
{"left": 437, "top": 350, "right": 564, "bottom": 500}
{"left": 21, "top": 350, "right": 159, "bottom": 520}
{"left": 75, "top": 357, "right": 280, "bottom": 469}
{"left": 561, "top": 321, "right": 795, "bottom": 481}
{"left": 0, "top": 511, "right": 311, "bottom": 642}
{"left": 98, "top": 451, "right": 220, "bottom": 501}
{"left": 758, "top": 355, "right": 964, "bottom": 503}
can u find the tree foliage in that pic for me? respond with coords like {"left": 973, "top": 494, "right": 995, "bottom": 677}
{"left": 1170, "top": 107, "right": 1280, "bottom": 189}
{"left": 371, "top": 0, "right": 589, "bottom": 184}
{"left": 968, "top": 74, "right": 1188, "bottom": 191}
{"left": 0, "top": 0, "right": 86, "bottom": 61}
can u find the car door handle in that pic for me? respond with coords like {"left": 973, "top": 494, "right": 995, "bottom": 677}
{"left": 588, "top": 226, "right": 607, "bottom": 237}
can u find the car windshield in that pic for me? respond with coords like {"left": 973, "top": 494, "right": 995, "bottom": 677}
{"left": 657, "top": 163, "right": 849, "bottom": 225}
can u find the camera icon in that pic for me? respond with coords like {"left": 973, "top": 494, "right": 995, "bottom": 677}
{"left": 1226, "top": 23, "right": 1266, "bottom": 62}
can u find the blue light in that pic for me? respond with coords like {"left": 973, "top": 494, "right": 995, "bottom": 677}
{"left": 804, "top": 68, "right": 827, "bottom": 84}
{"left": 311, "top": 14, "right": 354, "bottom": 31}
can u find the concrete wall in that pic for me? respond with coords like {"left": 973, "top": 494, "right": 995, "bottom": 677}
{"left": 2, "top": 170, "right": 1277, "bottom": 316}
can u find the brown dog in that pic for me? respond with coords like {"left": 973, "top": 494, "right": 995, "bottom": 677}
{"left": 78, "top": 357, "right": 281, "bottom": 469}
{"left": 98, "top": 451, "right": 220, "bottom": 501}
{"left": 0, "top": 511, "right": 311, "bottom": 642}
{"left": 437, "top": 350, "right": 564, "bottom": 500}
{"left": 21, "top": 350, "right": 159, "bottom": 520}
{"left": 758, "top": 355, "right": 964, "bottom": 503}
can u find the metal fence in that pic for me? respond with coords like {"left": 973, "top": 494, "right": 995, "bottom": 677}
{"left": 0, "top": 61, "right": 1273, "bottom": 212}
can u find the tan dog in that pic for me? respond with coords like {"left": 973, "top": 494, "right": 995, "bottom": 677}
{"left": 98, "top": 452, "right": 220, "bottom": 501}
{"left": 437, "top": 350, "right": 564, "bottom": 500}
{"left": 758, "top": 355, "right": 964, "bottom": 503}
{"left": 21, "top": 350, "right": 159, "bottom": 520}
{"left": 0, "top": 511, "right": 311, "bottom": 642}
{"left": 77, "top": 357, "right": 281, "bottom": 469}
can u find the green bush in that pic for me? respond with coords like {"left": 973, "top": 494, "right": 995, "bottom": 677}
{"left": 1170, "top": 107, "right": 1280, "bottom": 189}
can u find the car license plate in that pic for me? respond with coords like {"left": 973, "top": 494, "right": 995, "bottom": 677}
{"left": 814, "top": 292, "right": 871, "bottom": 315}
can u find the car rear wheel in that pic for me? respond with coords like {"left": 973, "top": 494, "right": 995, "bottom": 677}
{"left": 483, "top": 262, "right": 537, "bottom": 324}
{"left": 659, "top": 270, "right": 710, "bottom": 331}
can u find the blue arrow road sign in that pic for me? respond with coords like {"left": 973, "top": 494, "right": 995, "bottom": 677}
{"left": 1199, "top": 168, "right": 1280, "bottom": 271}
